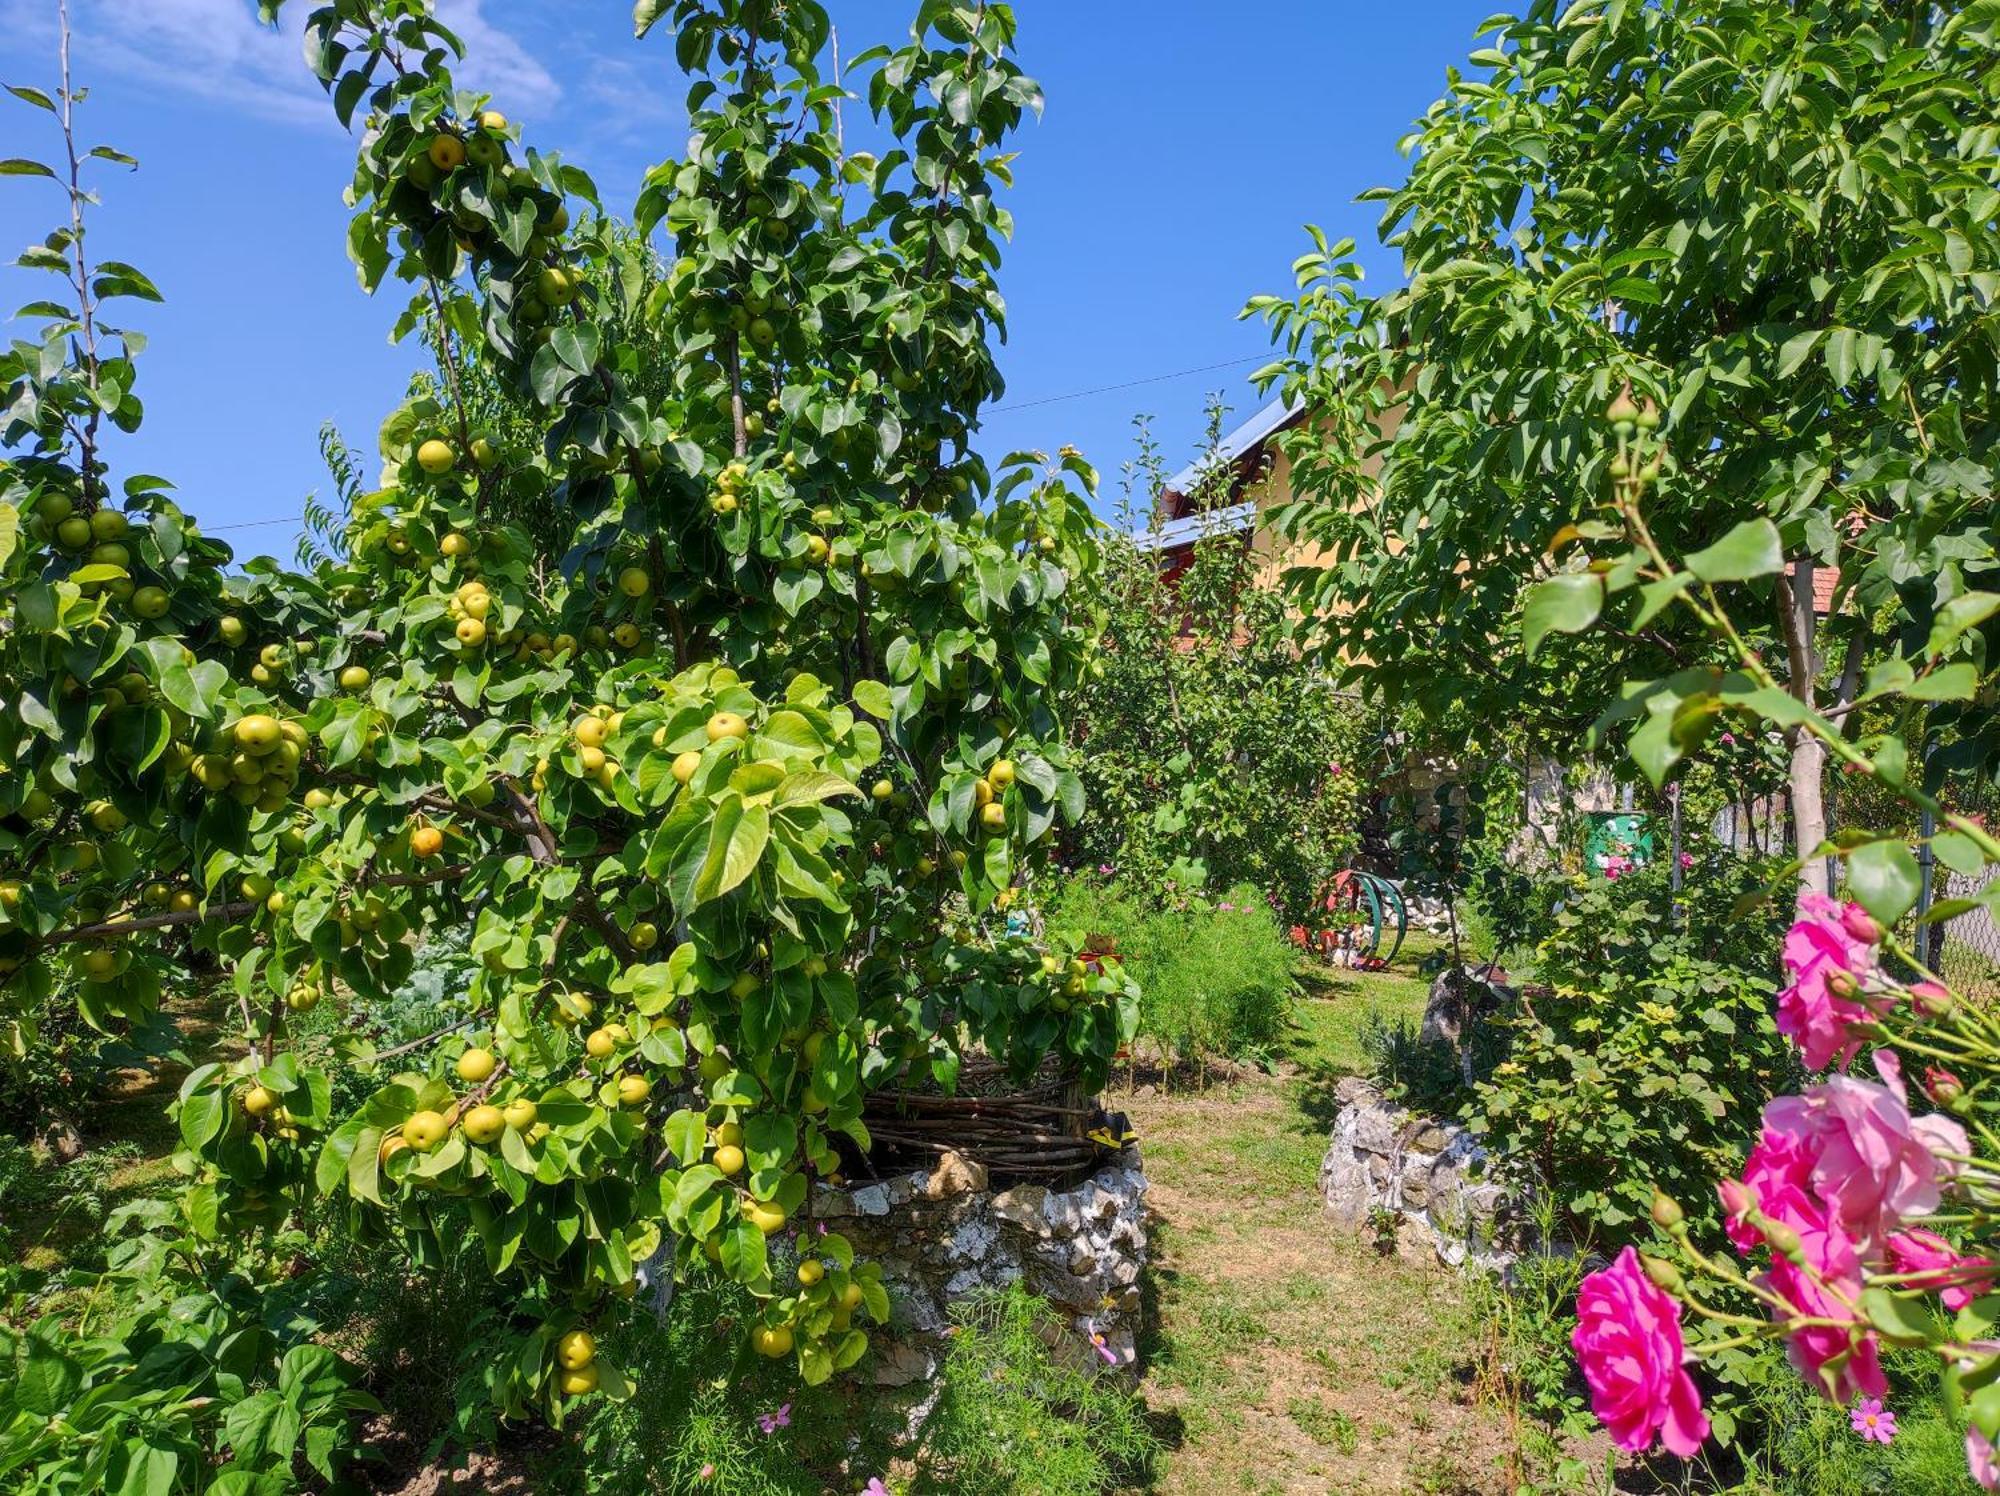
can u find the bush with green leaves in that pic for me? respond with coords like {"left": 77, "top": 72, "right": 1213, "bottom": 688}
{"left": 1469, "top": 850, "right": 1796, "bottom": 1248}
{"left": 912, "top": 1284, "right": 1159, "bottom": 1495}
{"left": 0, "top": 1201, "right": 376, "bottom": 1493}
{"left": 1042, "top": 872, "right": 1296, "bottom": 1070}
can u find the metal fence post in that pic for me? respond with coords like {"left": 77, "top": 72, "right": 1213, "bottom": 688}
{"left": 1918, "top": 799, "right": 1937, "bottom": 967}
{"left": 1669, "top": 783, "right": 1683, "bottom": 894}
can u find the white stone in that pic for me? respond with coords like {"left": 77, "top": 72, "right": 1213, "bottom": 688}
{"left": 1320, "top": 1084, "right": 1532, "bottom": 1275}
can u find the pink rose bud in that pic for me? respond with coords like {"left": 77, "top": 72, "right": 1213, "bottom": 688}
{"left": 1911, "top": 981, "right": 1955, "bottom": 1017}
{"left": 1827, "top": 969, "right": 1861, "bottom": 1001}
{"left": 1651, "top": 1188, "right": 1685, "bottom": 1232}
{"left": 1717, "top": 1179, "right": 1754, "bottom": 1218}
{"left": 1925, "top": 1068, "right": 1965, "bottom": 1106}
{"left": 1640, "top": 1252, "right": 1684, "bottom": 1294}
{"left": 1841, "top": 906, "right": 1883, "bottom": 944}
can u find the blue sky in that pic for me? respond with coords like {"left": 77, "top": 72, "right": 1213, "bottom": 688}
{"left": 0, "top": 1, "right": 1497, "bottom": 555}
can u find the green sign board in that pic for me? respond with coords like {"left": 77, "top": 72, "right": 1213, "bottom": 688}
{"left": 1586, "top": 811, "right": 1653, "bottom": 875}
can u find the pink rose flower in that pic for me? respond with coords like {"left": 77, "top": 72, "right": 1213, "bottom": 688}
{"left": 1571, "top": 1247, "right": 1709, "bottom": 1457}
{"left": 1775, "top": 893, "right": 1882, "bottom": 1071}
{"left": 1971, "top": 1425, "right": 2000, "bottom": 1490}
{"left": 1762, "top": 1050, "right": 1968, "bottom": 1254}
{"left": 1887, "top": 1229, "right": 1996, "bottom": 1312}
{"left": 1762, "top": 1216, "right": 1887, "bottom": 1404}
{"left": 1723, "top": 1122, "right": 1825, "bottom": 1253}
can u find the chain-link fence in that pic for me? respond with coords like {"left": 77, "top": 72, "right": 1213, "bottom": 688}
{"left": 1919, "top": 775, "right": 2000, "bottom": 997}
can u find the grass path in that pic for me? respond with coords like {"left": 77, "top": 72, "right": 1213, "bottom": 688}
{"left": 1124, "top": 940, "right": 1528, "bottom": 1495}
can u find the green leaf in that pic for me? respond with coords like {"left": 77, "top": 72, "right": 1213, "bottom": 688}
{"left": 772, "top": 770, "right": 860, "bottom": 808}
{"left": 757, "top": 709, "right": 824, "bottom": 758}
{"left": 1931, "top": 831, "right": 1987, "bottom": 877}
{"left": 1847, "top": 839, "right": 1921, "bottom": 924}
{"left": 1684, "top": 520, "right": 1782, "bottom": 583}
{"left": 1860, "top": 1286, "right": 1935, "bottom": 1347}
{"left": 115, "top": 1443, "right": 179, "bottom": 1496}
{"left": 178, "top": 1085, "right": 226, "bottom": 1149}
{"left": 1907, "top": 663, "right": 1979, "bottom": 702}
{"left": 17, "top": 1340, "right": 80, "bottom": 1415}
{"left": 1928, "top": 593, "right": 2000, "bottom": 657}
{"left": 743, "top": 1112, "right": 796, "bottom": 1171}
{"left": 159, "top": 658, "right": 229, "bottom": 719}
{"left": 0, "top": 158, "right": 55, "bottom": 178}
{"left": 662, "top": 1108, "right": 706, "bottom": 1166}
{"left": 852, "top": 679, "right": 893, "bottom": 718}
{"left": 1776, "top": 328, "right": 1824, "bottom": 378}
{"left": 799, "top": 1337, "right": 833, "bottom": 1385}
{"left": 1522, "top": 574, "right": 1602, "bottom": 658}
{"left": 222, "top": 1390, "right": 303, "bottom": 1465}
{"left": 718, "top": 1219, "right": 768, "bottom": 1283}
{"left": 694, "top": 797, "right": 770, "bottom": 903}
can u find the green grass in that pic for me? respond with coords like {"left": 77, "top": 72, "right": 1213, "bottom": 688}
{"left": 1288, "top": 1396, "right": 1359, "bottom": 1453}
{"left": 1125, "top": 926, "right": 1520, "bottom": 1493}
{"left": 1284, "top": 933, "right": 1442, "bottom": 1079}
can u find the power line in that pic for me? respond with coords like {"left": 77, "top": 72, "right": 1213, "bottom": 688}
{"left": 207, "top": 516, "right": 307, "bottom": 533}
{"left": 986, "top": 354, "right": 1269, "bottom": 414}
{"left": 194, "top": 352, "right": 1278, "bottom": 535}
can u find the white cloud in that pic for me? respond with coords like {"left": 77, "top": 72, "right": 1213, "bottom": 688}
{"left": 435, "top": 0, "right": 561, "bottom": 118}
{"left": 0, "top": 0, "right": 557, "bottom": 129}
{"left": 567, "top": 51, "right": 683, "bottom": 145}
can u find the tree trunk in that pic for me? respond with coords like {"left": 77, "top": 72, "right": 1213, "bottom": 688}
{"left": 1790, "top": 734, "right": 1832, "bottom": 897}
{"left": 1778, "top": 560, "right": 1832, "bottom": 896}
{"left": 1779, "top": 558, "right": 1863, "bottom": 897}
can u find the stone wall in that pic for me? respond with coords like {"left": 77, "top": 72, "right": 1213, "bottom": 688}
{"left": 1318, "top": 1076, "right": 1523, "bottom": 1274}
{"left": 811, "top": 1147, "right": 1149, "bottom": 1384}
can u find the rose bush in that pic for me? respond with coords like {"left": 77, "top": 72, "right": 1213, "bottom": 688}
{"left": 1556, "top": 367, "right": 2000, "bottom": 1485}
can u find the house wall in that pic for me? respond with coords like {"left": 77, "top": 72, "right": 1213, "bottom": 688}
{"left": 1238, "top": 393, "right": 1409, "bottom": 593}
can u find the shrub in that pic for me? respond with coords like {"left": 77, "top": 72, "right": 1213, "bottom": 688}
{"left": 575, "top": 1278, "right": 844, "bottom": 1496}
{"left": 572, "top": 1279, "right": 1157, "bottom": 1495}
{"left": 1713, "top": 1340, "right": 1981, "bottom": 1495}
{"left": 1468, "top": 851, "right": 1797, "bottom": 1248}
{"left": 1042, "top": 874, "right": 1296, "bottom": 1069}
{"left": 914, "top": 1284, "right": 1159, "bottom": 1494}
{"left": 1487, "top": 1233, "right": 1978, "bottom": 1494}
{"left": 1362, "top": 1010, "right": 1505, "bottom": 1118}
{"left": 0, "top": 1201, "right": 375, "bottom": 1493}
